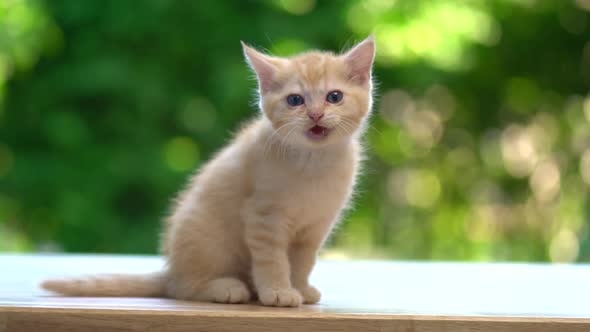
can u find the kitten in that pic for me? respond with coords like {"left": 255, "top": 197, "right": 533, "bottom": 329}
{"left": 42, "top": 37, "right": 376, "bottom": 307}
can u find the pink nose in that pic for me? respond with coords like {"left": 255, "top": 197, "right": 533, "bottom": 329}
{"left": 308, "top": 112, "right": 324, "bottom": 122}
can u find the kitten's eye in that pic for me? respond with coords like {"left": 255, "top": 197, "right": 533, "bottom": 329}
{"left": 326, "top": 90, "right": 343, "bottom": 104}
{"left": 286, "top": 94, "right": 305, "bottom": 106}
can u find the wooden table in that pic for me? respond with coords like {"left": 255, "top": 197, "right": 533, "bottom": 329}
{"left": 0, "top": 254, "right": 589, "bottom": 331}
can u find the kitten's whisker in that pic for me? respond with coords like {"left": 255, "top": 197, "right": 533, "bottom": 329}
{"left": 344, "top": 116, "right": 381, "bottom": 135}
{"left": 341, "top": 117, "right": 379, "bottom": 137}
{"left": 264, "top": 122, "right": 293, "bottom": 158}
{"left": 339, "top": 118, "right": 356, "bottom": 131}
{"left": 336, "top": 120, "right": 354, "bottom": 137}
{"left": 284, "top": 120, "right": 306, "bottom": 160}
{"left": 342, "top": 118, "right": 370, "bottom": 138}
{"left": 336, "top": 123, "right": 352, "bottom": 138}
{"left": 365, "top": 122, "right": 382, "bottom": 135}
{"left": 287, "top": 119, "right": 307, "bottom": 159}
{"left": 276, "top": 126, "right": 289, "bottom": 160}
{"left": 281, "top": 124, "right": 300, "bottom": 161}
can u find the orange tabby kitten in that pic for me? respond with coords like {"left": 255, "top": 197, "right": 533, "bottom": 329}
{"left": 42, "top": 37, "right": 376, "bottom": 307}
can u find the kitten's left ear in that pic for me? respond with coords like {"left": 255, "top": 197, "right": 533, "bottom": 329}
{"left": 241, "top": 42, "right": 281, "bottom": 92}
{"left": 343, "top": 36, "right": 376, "bottom": 85}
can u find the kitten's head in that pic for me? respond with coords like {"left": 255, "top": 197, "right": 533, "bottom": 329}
{"left": 242, "top": 37, "right": 375, "bottom": 148}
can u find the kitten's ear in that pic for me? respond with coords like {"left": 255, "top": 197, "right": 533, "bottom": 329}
{"left": 241, "top": 41, "right": 280, "bottom": 92}
{"left": 343, "top": 36, "right": 376, "bottom": 85}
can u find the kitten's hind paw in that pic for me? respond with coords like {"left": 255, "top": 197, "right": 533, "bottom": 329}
{"left": 258, "top": 287, "right": 303, "bottom": 307}
{"left": 297, "top": 285, "right": 321, "bottom": 304}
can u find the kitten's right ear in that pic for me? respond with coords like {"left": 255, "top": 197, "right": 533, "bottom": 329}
{"left": 241, "top": 42, "right": 280, "bottom": 92}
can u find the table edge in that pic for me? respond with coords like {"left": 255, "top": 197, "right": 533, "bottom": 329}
{"left": 1, "top": 305, "right": 589, "bottom": 323}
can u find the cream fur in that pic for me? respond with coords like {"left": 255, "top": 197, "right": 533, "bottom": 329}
{"left": 42, "top": 37, "right": 376, "bottom": 307}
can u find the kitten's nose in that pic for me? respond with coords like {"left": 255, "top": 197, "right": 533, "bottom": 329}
{"left": 308, "top": 112, "right": 324, "bottom": 123}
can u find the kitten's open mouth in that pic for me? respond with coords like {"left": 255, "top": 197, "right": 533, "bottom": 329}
{"left": 306, "top": 125, "right": 330, "bottom": 140}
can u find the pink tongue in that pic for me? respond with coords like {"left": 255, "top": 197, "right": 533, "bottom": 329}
{"left": 311, "top": 126, "right": 325, "bottom": 135}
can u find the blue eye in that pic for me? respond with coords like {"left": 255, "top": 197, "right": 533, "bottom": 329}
{"left": 286, "top": 94, "right": 305, "bottom": 106}
{"left": 326, "top": 90, "right": 343, "bottom": 104}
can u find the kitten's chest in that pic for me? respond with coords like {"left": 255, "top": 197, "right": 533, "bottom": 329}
{"left": 259, "top": 160, "right": 357, "bottom": 223}
{"left": 293, "top": 175, "right": 353, "bottom": 217}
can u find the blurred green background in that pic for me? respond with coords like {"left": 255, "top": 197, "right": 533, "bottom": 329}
{"left": 1, "top": 0, "right": 589, "bottom": 262}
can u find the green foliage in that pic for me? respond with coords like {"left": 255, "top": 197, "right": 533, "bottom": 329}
{"left": 0, "top": 0, "right": 589, "bottom": 262}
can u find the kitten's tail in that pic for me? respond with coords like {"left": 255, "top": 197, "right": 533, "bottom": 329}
{"left": 41, "top": 271, "right": 167, "bottom": 297}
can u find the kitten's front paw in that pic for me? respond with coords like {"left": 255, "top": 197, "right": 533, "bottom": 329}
{"left": 258, "top": 287, "right": 303, "bottom": 307}
{"left": 297, "top": 285, "right": 321, "bottom": 304}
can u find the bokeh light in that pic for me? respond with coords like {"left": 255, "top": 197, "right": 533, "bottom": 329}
{"left": 164, "top": 137, "right": 200, "bottom": 172}
{"left": 277, "top": 0, "right": 316, "bottom": 15}
{"left": 349, "top": 1, "right": 501, "bottom": 70}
